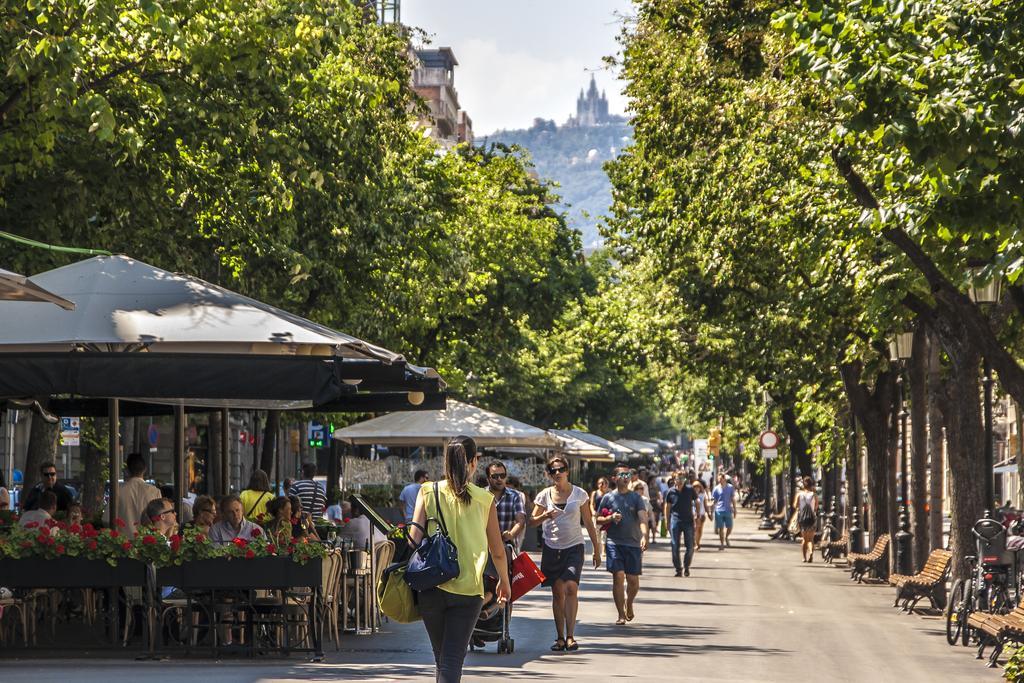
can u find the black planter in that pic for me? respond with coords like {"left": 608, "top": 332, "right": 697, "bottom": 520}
{"left": 0, "top": 557, "right": 147, "bottom": 588}
{"left": 171, "top": 557, "right": 322, "bottom": 590}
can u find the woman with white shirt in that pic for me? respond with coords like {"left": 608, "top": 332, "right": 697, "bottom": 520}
{"left": 530, "top": 456, "right": 602, "bottom": 652}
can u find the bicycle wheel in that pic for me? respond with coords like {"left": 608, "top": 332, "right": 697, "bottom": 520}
{"left": 961, "top": 580, "right": 975, "bottom": 647}
{"left": 945, "top": 579, "right": 965, "bottom": 646}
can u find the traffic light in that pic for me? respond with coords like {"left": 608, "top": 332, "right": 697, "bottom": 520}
{"left": 708, "top": 427, "right": 722, "bottom": 457}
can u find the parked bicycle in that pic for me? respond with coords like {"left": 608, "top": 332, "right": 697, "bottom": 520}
{"left": 946, "top": 516, "right": 1022, "bottom": 646}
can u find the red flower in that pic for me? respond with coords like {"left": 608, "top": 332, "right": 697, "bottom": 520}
{"left": 87, "top": 540, "right": 98, "bottom": 551}
{"left": 69, "top": 523, "right": 82, "bottom": 534}
{"left": 266, "top": 544, "right": 276, "bottom": 554}
{"left": 251, "top": 528, "right": 262, "bottom": 538}
{"left": 170, "top": 535, "right": 182, "bottom": 551}
{"left": 195, "top": 533, "right": 207, "bottom": 543}
{"left": 142, "top": 535, "right": 157, "bottom": 546}
{"left": 342, "top": 517, "right": 351, "bottom": 524}
{"left": 45, "top": 518, "right": 58, "bottom": 528}
{"left": 25, "top": 522, "right": 39, "bottom": 529}
{"left": 37, "top": 525, "right": 49, "bottom": 535}
{"left": 110, "top": 530, "right": 120, "bottom": 539}
{"left": 233, "top": 537, "right": 247, "bottom": 547}
{"left": 115, "top": 518, "right": 126, "bottom": 528}
{"left": 36, "top": 534, "right": 48, "bottom": 544}
{"left": 55, "top": 544, "right": 65, "bottom": 555}
{"left": 122, "top": 541, "right": 132, "bottom": 551}
{"left": 245, "top": 549, "right": 255, "bottom": 559}
{"left": 84, "top": 523, "right": 95, "bottom": 532}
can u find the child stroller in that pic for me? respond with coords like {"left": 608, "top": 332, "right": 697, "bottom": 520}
{"left": 469, "top": 543, "right": 515, "bottom": 654}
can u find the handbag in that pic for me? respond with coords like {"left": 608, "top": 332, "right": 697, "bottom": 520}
{"left": 508, "top": 549, "right": 545, "bottom": 603}
{"left": 404, "top": 482, "right": 461, "bottom": 592}
{"left": 377, "top": 561, "right": 421, "bottom": 623}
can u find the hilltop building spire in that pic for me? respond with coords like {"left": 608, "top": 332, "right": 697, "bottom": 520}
{"left": 568, "top": 74, "right": 611, "bottom": 127}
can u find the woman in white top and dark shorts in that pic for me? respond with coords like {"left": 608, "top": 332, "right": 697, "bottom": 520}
{"left": 530, "top": 456, "right": 602, "bottom": 652}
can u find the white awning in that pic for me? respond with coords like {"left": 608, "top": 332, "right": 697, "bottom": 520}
{"left": 615, "top": 438, "right": 660, "bottom": 455}
{"left": 332, "top": 400, "right": 558, "bottom": 448}
{"left": 0, "top": 268, "right": 75, "bottom": 310}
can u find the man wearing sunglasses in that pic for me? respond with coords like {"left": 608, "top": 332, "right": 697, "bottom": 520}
{"left": 486, "top": 461, "right": 526, "bottom": 548}
{"left": 23, "top": 460, "right": 74, "bottom": 513}
{"left": 596, "top": 464, "right": 649, "bottom": 626}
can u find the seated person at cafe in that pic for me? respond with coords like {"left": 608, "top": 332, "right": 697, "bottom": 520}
{"left": 67, "top": 501, "right": 84, "bottom": 526}
{"left": 161, "top": 484, "right": 193, "bottom": 525}
{"left": 265, "top": 496, "right": 294, "bottom": 547}
{"left": 209, "top": 494, "right": 263, "bottom": 545}
{"left": 184, "top": 495, "right": 217, "bottom": 535}
{"left": 337, "top": 500, "right": 385, "bottom": 550}
{"left": 19, "top": 489, "right": 57, "bottom": 527}
{"left": 325, "top": 492, "right": 344, "bottom": 525}
{"left": 288, "top": 494, "right": 320, "bottom": 541}
{"left": 23, "top": 461, "right": 74, "bottom": 512}
{"left": 140, "top": 497, "right": 178, "bottom": 538}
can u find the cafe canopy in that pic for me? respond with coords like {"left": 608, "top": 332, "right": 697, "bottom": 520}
{"left": 332, "top": 400, "right": 558, "bottom": 449}
{"left": 0, "top": 267, "right": 76, "bottom": 310}
{"left": 615, "top": 438, "right": 660, "bottom": 456}
{"left": 550, "top": 429, "right": 636, "bottom": 462}
{"left": 0, "top": 255, "right": 444, "bottom": 411}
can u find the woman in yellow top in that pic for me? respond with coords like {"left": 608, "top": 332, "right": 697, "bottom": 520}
{"left": 239, "top": 469, "right": 273, "bottom": 525}
{"left": 409, "top": 436, "right": 510, "bottom": 683}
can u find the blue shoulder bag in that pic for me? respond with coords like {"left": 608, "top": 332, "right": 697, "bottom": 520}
{"left": 404, "top": 481, "right": 461, "bottom": 591}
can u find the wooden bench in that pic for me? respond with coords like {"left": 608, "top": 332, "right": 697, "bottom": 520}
{"left": 888, "top": 548, "right": 951, "bottom": 612}
{"left": 820, "top": 531, "right": 849, "bottom": 564}
{"left": 969, "top": 603, "right": 1024, "bottom": 668}
{"left": 849, "top": 533, "right": 890, "bottom": 583}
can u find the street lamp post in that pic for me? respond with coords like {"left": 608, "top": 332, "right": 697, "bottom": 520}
{"left": 759, "top": 394, "right": 775, "bottom": 530}
{"left": 891, "top": 331, "right": 914, "bottom": 576}
{"left": 848, "top": 416, "right": 863, "bottom": 554}
{"left": 969, "top": 267, "right": 1001, "bottom": 514}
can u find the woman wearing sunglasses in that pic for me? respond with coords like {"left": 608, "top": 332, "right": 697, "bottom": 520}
{"left": 530, "top": 456, "right": 601, "bottom": 652}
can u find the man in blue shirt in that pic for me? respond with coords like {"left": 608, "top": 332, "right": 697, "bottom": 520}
{"left": 711, "top": 472, "right": 738, "bottom": 550}
{"left": 399, "top": 470, "right": 429, "bottom": 523}
{"left": 596, "top": 465, "right": 649, "bottom": 625}
{"left": 663, "top": 471, "right": 699, "bottom": 577}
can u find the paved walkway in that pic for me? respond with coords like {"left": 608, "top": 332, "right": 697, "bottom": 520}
{"left": 1, "top": 510, "right": 1000, "bottom": 681}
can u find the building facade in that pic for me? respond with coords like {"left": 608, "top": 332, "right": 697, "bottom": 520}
{"left": 411, "top": 47, "right": 473, "bottom": 146}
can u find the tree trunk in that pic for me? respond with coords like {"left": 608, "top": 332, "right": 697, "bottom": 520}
{"left": 928, "top": 335, "right": 946, "bottom": 551}
{"left": 260, "top": 410, "right": 279, "bottom": 475}
{"left": 24, "top": 408, "right": 58, "bottom": 493}
{"left": 840, "top": 362, "right": 895, "bottom": 544}
{"left": 910, "top": 326, "right": 930, "bottom": 570}
{"left": 781, "top": 407, "right": 813, "bottom": 479}
{"left": 941, "top": 352, "right": 986, "bottom": 582}
{"left": 80, "top": 420, "right": 106, "bottom": 520}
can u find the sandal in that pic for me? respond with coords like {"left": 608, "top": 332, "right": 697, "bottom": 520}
{"left": 615, "top": 617, "right": 626, "bottom": 626}
{"left": 626, "top": 608, "right": 635, "bottom": 622}
{"left": 565, "top": 638, "right": 579, "bottom": 651}
{"left": 550, "top": 638, "right": 566, "bottom": 651}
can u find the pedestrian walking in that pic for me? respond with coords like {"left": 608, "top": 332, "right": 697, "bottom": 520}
{"left": 400, "top": 469, "right": 430, "bottom": 523}
{"left": 596, "top": 464, "right": 649, "bottom": 626}
{"left": 663, "top": 472, "right": 699, "bottom": 577}
{"left": 288, "top": 462, "right": 327, "bottom": 518}
{"left": 531, "top": 456, "right": 601, "bottom": 652}
{"left": 692, "top": 477, "right": 711, "bottom": 550}
{"left": 590, "top": 476, "right": 609, "bottom": 515}
{"left": 486, "top": 461, "right": 526, "bottom": 550}
{"left": 408, "top": 436, "right": 510, "bottom": 683}
{"left": 711, "top": 472, "right": 737, "bottom": 549}
{"left": 794, "top": 476, "right": 818, "bottom": 562}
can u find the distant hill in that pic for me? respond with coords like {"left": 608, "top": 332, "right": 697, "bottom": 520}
{"left": 480, "top": 117, "right": 633, "bottom": 249}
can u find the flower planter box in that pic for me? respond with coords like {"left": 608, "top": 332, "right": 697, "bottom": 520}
{"left": 0, "top": 557, "right": 147, "bottom": 588}
{"left": 162, "top": 557, "right": 322, "bottom": 590}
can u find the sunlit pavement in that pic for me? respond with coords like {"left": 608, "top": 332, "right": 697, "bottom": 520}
{"left": 1, "top": 510, "right": 997, "bottom": 681}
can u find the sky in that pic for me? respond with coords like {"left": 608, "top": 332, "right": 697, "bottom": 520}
{"left": 401, "top": 0, "right": 634, "bottom": 135}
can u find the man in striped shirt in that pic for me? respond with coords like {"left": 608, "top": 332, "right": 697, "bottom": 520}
{"left": 288, "top": 462, "right": 327, "bottom": 518}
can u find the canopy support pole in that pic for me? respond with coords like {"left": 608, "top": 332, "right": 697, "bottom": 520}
{"left": 107, "top": 398, "right": 121, "bottom": 645}
{"left": 220, "top": 408, "right": 229, "bottom": 496}
{"left": 173, "top": 405, "right": 185, "bottom": 516}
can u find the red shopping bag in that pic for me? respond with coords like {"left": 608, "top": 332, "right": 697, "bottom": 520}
{"left": 509, "top": 551, "right": 545, "bottom": 603}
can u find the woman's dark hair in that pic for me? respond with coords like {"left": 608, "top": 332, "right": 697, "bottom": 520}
{"left": 267, "top": 496, "right": 291, "bottom": 519}
{"left": 803, "top": 476, "right": 814, "bottom": 490}
{"left": 288, "top": 494, "right": 303, "bottom": 517}
{"left": 247, "top": 469, "right": 271, "bottom": 492}
{"left": 547, "top": 456, "right": 569, "bottom": 471}
{"left": 445, "top": 435, "right": 478, "bottom": 504}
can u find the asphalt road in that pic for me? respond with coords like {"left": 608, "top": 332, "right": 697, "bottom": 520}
{"left": 0, "top": 509, "right": 1000, "bottom": 681}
